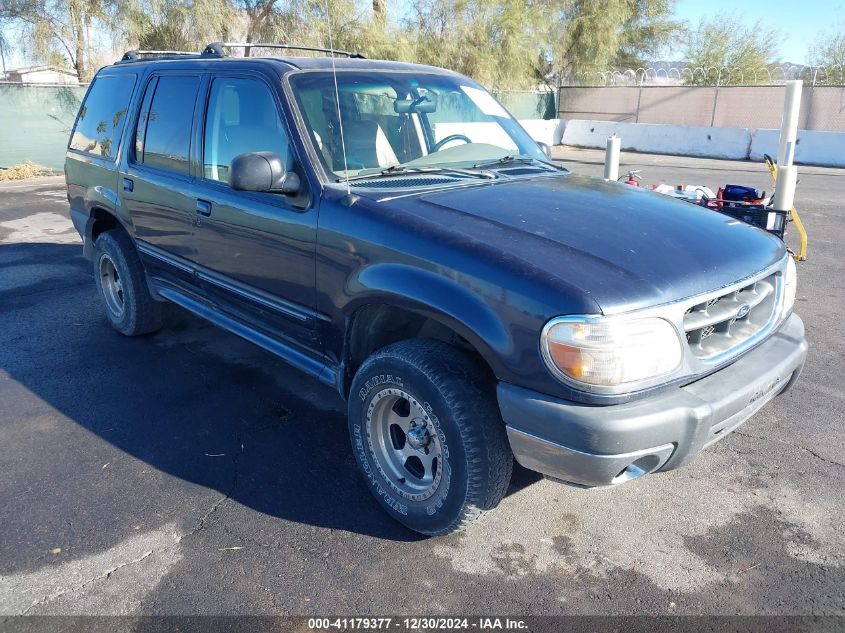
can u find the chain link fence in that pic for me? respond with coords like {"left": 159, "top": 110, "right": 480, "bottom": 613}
{"left": 557, "top": 84, "right": 845, "bottom": 132}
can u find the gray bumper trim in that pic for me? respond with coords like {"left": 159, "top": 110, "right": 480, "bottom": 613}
{"left": 507, "top": 428, "right": 676, "bottom": 487}
{"left": 498, "top": 313, "right": 807, "bottom": 487}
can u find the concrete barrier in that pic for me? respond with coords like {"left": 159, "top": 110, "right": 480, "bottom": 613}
{"left": 555, "top": 118, "right": 845, "bottom": 167}
{"left": 750, "top": 128, "right": 845, "bottom": 167}
{"left": 561, "top": 120, "right": 752, "bottom": 160}
{"left": 518, "top": 119, "right": 566, "bottom": 146}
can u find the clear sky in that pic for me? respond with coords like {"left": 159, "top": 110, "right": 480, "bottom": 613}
{"left": 672, "top": 0, "right": 845, "bottom": 63}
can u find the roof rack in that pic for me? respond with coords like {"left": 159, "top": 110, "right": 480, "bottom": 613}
{"left": 116, "top": 42, "right": 366, "bottom": 65}
{"left": 202, "top": 41, "right": 366, "bottom": 59}
{"left": 119, "top": 50, "right": 200, "bottom": 62}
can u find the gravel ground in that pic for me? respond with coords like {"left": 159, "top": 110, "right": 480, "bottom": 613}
{"left": 0, "top": 152, "right": 843, "bottom": 617}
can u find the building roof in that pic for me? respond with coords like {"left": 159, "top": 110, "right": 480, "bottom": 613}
{"left": 8, "top": 65, "right": 78, "bottom": 77}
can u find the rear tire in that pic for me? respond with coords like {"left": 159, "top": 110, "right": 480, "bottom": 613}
{"left": 348, "top": 339, "right": 513, "bottom": 536}
{"left": 94, "top": 229, "right": 163, "bottom": 336}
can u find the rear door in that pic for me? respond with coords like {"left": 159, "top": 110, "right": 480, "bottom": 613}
{"left": 66, "top": 72, "right": 137, "bottom": 239}
{"left": 121, "top": 72, "right": 202, "bottom": 286}
{"left": 191, "top": 72, "right": 319, "bottom": 350}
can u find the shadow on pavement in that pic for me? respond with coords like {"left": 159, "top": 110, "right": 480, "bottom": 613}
{"left": 1, "top": 242, "right": 537, "bottom": 547}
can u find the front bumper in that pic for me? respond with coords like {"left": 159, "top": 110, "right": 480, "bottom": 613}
{"left": 498, "top": 313, "right": 807, "bottom": 487}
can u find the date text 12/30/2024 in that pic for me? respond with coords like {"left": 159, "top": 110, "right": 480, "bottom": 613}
{"left": 308, "top": 618, "right": 528, "bottom": 630}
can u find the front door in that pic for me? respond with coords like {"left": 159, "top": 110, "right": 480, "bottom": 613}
{"left": 192, "top": 74, "right": 319, "bottom": 351}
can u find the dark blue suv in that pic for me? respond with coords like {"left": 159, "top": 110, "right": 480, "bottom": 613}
{"left": 65, "top": 43, "right": 807, "bottom": 535}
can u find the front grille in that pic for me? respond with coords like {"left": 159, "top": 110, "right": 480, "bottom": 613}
{"left": 683, "top": 272, "right": 779, "bottom": 360}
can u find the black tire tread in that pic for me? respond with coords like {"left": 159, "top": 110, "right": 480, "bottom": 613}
{"left": 95, "top": 229, "right": 163, "bottom": 336}
{"left": 358, "top": 338, "right": 513, "bottom": 535}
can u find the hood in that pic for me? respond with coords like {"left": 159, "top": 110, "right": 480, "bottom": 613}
{"left": 377, "top": 174, "right": 786, "bottom": 313}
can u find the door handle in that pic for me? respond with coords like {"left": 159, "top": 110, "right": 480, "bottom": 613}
{"left": 123, "top": 178, "right": 133, "bottom": 192}
{"left": 195, "top": 199, "right": 212, "bottom": 217}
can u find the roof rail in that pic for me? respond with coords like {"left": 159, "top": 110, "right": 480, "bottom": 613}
{"left": 202, "top": 41, "right": 366, "bottom": 59}
{"left": 120, "top": 50, "right": 199, "bottom": 62}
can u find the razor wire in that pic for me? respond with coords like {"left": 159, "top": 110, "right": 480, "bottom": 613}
{"left": 568, "top": 64, "right": 845, "bottom": 87}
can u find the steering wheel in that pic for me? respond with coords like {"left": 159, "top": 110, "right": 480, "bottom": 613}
{"left": 431, "top": 134, "right": 472, "bottom": 152}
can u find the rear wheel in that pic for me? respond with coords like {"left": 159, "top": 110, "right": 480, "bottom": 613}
{"left": 348, "top": 339, "right": 513, "bottom": 535}
{"left": 94, "top": 229, "right": 163, "bottom": 336}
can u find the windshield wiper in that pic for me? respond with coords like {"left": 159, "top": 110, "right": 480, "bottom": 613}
{"left": 471, "top": 156, "right": 547, "bottom": 170}
{"left": 340, "top": 165, "right": 494, "bottom": 183}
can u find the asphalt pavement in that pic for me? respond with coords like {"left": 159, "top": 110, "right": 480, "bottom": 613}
{"left": 0, "top": 152, "right": 843, "bottom": 616}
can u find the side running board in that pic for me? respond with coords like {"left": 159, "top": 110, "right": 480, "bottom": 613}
{"left": 155, "top": 285, "right": 337, "bottom": 388}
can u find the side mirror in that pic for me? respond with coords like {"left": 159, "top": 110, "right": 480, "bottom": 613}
{"left": 537, "top": 142, "right": 552, "bottom": 159}
{"left": 229, "top": 151, "right": 300, "bottom": 194}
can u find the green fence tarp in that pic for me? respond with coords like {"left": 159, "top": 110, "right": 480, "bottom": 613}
{"left": 0, "top": 83, "right": 87, "bottom": 171}
{"left": 493, "top": 91, "right": 557, "bottom": 120}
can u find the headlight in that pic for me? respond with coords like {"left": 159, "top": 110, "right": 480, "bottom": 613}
{"left": 541, "top": 316, "right": 683, "bottom": 389}
{"left": 782, "top": 256, "right": 797, "bottom": 316}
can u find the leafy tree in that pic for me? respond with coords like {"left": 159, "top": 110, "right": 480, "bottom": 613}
{"left": 682, "top": 12, "right": 781, "bottom": 85}
{"left": 0, "top": 28, "right": 9, "bottom": 76}
{"left": 808, "top": 24, "right": 845, "bottom": 80}
{"left": 296, "top": 0, "right": 413, "bottom": 61}
{"left": 613, "top": 0, "right": 682, "bottom": 68}
{"left": 406, "top": 0, "right": 548, "bottom": 90}
{"left": 546, "top": 0, "right": 682, "bottom": 84}
{"left": 1, "top": 0, "right": 694, "bottom": 90}
{"left": 372, "top": 0, "right": 385, "bottom": 23}
{"left": 120, "top": 0, "right": 235, "bottom": 51}
{"left": 234, "top": 0, "right": 311, "bottom": 53}
{"left": 119, "top": 0, "right": 402, "bottom": 60}
{"left": 0, "top": 0, "right": 112, "bottom": 80}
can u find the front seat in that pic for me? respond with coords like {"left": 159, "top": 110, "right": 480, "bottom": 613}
{"left": 341, "top": 119, "right": 399, "bottom": 170}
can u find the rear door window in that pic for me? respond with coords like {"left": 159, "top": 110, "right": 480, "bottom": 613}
{"left": 70, "top": 74, "right": 136, "bottom": 158}
{"left": 136, "top": 75, "right": 200, "bottom": 174}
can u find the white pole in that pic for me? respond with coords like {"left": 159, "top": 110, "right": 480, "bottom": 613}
{"left": 604, "top": 135, "right": 620, "bottom": 181}
{"left": 777, "top": 80, "right": 802, "bottom": 167}
{"left": 772, "top": 163, "right": 797, "bottom": 217}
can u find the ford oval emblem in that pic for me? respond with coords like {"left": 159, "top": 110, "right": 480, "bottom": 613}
{"left": 736, "top": 303, "right": 751, "bottom": 319}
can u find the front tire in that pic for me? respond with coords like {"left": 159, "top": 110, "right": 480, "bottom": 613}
{"left": 348, "top": 339, "right": 513, "bottom": 535}
{"left": 94, "top": 229, "right": 163, "bottom": 336}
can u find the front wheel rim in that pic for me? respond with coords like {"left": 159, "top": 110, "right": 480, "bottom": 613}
{"left": 366, "top": 388, "right": 443, "bottom": 502}
{"left": 99, "top": 254, "right": 125, "bottom": 319}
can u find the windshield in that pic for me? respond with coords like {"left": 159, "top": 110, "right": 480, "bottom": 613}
{"left": 287, "top": 70, "right": 547, "bottom": 180}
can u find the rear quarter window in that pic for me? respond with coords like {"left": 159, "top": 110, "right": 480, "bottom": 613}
{"left": 70, "top": 74, "right": 136, "bottom": 159}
